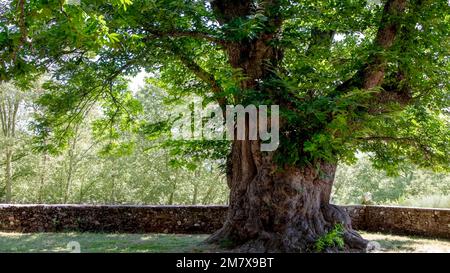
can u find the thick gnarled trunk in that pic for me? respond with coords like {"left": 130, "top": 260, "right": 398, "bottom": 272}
{"left": 207, "top": 0, "right": 371, "bottom": 253}
{"left": 207, "top": 140, "right": 368, "bottom": 252}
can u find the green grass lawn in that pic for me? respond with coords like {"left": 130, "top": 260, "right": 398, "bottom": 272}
{"left": 0, "top": 232, "right": 449, "bottom": 253}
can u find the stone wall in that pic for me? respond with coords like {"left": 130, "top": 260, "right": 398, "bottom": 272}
{"left": 362, "top": 205, "right": 450, "bottom": 239}
{"left": 0, "top": 205, "right": 226, "bottom": 234}
{"left": 0, "top": 204, "right": 449, "bottom": 239}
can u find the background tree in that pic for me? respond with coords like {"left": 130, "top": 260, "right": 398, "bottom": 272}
{"left": 0, "top": 80, "right": 228, "bottom": 205}
{"left": 333, "top": 154, "right": 450, "bottom": 206}
{"left": 1, "top": 0, "right": 449, "bottom": 252}
{"left": 1, "top": 81, "right": 448, "bottom": 208}
{"left": 0, "top": 81, "right": 28, "bottom": 202}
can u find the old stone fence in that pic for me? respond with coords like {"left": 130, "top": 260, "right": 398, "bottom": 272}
{"left": 0, "top": 205, "right": 449, "bottom": 239}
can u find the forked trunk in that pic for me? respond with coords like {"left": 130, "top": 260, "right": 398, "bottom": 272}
{"left": 207, "top": 140, "right": 368, "bottom": 253}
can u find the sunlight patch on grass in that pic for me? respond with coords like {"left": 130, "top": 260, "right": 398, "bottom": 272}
{"left": 361, "top": 232, "right": 450, "bottom": 253}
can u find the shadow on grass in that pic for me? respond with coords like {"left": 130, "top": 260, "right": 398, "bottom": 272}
{"left": 372, "top": 238, "right": 416, "bottom": 252}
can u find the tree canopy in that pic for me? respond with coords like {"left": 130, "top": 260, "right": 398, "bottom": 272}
{"left": 1, "top": 0, "right": 448, "bottom": 174}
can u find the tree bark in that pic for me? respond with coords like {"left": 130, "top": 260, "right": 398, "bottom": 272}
{"left": 203, "top": 0, "right": 371, "bottom": 253}
{"left": 207, "top": 140, "right": 368, "bottom": 252}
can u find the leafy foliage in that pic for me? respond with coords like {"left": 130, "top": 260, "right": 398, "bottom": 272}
{"left": 0, "top": 81, "right": 448, "bottom": 207}
{"left": 0, "top": 81, "right": 228, "bottom": 204}
{"left": 333, "top": 154, "right": 450, "bottom": 205}
{"left": 314, "top": 224, "right": 345, "bottom": 252}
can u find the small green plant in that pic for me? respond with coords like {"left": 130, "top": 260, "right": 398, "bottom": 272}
{"left": 315, "top": 224, "right": 345, "bottom": 252}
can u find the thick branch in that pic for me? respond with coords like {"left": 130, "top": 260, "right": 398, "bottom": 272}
{"left": 211, "top": 0, "right": 283, "bottom": 90}
{"left": 11, "top": 0, "right": 28, "bottom": 62}
{"left": 210, "top": 0, "right": 252, "bottom": 25}
{"left": 363, "top": 0, "right": 407, "bottom": 90}
{"left": 338, "top": 0, "right": 407, "bottom": 92}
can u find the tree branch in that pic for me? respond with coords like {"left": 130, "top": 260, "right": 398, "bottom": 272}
{"left": 338, "top": 0, "right": 408, "bottom": 92}
{"left": 357, "top": 136, "right": 416, "bottom": 142}
{"left": 145, "top": 28, "right": 225, "bottom": 46}
{"left": 166, "top": 44, "right": 227, "bottom": 111}
{"left": 143, "top": 29, "right": 227, "bottom": 109}
{"left": 356, "top": 136, "right": 433, "bottom": 160}
{"left": 11, "top": 0, "right": 28, "bottom": 62}
{"left": 306, "top": 28, "right": 335, "bottom": 56}
{"left": 210, "top": 0, "right": 252, "bottom": 25}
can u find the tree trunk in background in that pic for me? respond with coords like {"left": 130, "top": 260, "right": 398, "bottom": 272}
{"left": 0, "top": 88, "right": 20, "bottom": 204}
{"left": 38, "top": 151, "right": 48, "bottom": 203}
{"left": 168, "top": 179, "right": 176, "bottom": 205}
{"left": 192, "top": 182, "right": 198, "bottom": 205}
{"left": 207, "top": 141, "right": 368, "bottom": 252}
{"left": 202, "top": 179, "right": 215, "bottom": 205}
{"left": 4, "top": 148, "right": 12, "bottom": 203}
{"left": 63, "top": 134, "right": 78, "bottom": 203}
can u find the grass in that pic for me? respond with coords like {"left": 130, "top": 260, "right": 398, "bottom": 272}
{"left": 0, "top": 232, "right": 208, "bottom": 253}
{"left": 360, "top": 232, "right": 450, "bottom": 253}
{"left": 0, "top": 232, "right": 449, "bottom": 253}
